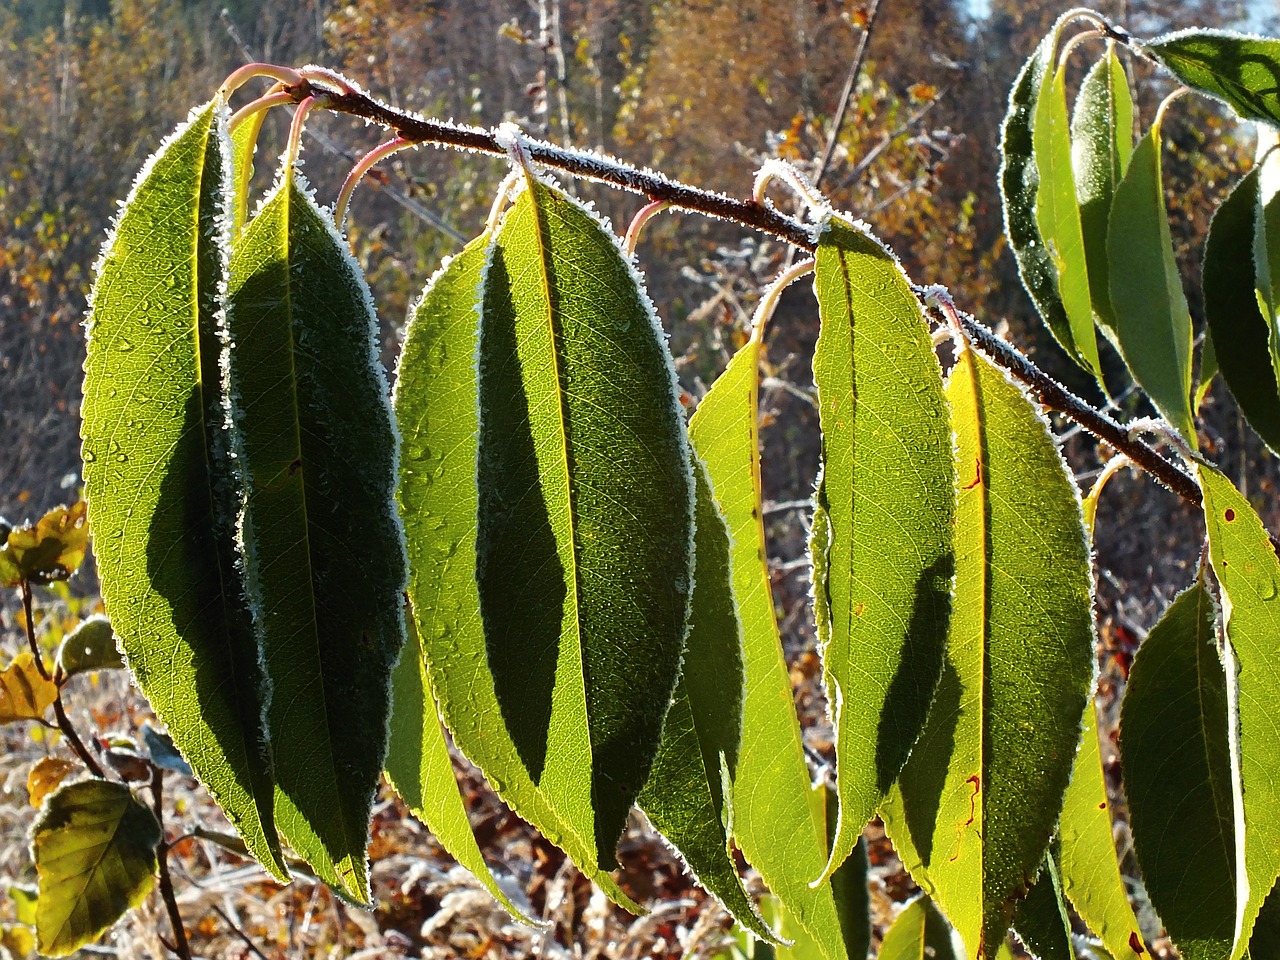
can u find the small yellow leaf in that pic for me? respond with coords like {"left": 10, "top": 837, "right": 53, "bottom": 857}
{"left": 0, "top": 653, "right": 58, "bottom": 724}
{"left": 28, "top": 757, "right": 76, "bottom": 807}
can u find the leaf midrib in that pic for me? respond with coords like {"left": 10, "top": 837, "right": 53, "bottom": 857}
{"left": 274, "top": 179, "right": 354, "bottom": 866}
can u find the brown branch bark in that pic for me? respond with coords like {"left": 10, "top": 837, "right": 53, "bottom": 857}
{"left": 281, "top": 74, "right": 1204, "bottom": 511}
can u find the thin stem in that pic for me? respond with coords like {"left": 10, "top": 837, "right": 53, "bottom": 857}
{"left": 20, "top": 580, "right": 49, "bottom": 681}
{"left": 814, "top": 0, "right": 883, "bottom": 189}
{"left": 218, "top": 63, "right": 302, "bottom": 100}
{"left": 750, "top": 259, "right": 816, "bottom": 346}
{"left": 934, "top": 293, "right": 1202, "bottom": 506}
{"left": 753, "top": 159, "right": 828, "bottom": 219}
{"left": 151, "top": 767, "right": 192, "bottom": 960}
{"left": 211, "top": 904, "right": 271, "bottom": 960}
{"left": 284, "top": 73, "right": 1216, "bottom": 517}
{"left": 284, "top": 97, "right": 317, "bottom": 172}
{"left": 623, "top": 200, "right": 670, "bottom": 257}
{"left": 228, "top": 89, "right": 292, "bottom": 134}
{"left": 285, "top": 76, "right": 818, "bottom": 248}
{"left": 335, "top": 137, "right": 414, "bottom": 230}
{"left": 51, "top": 697, "right": 105, "bottom": 778}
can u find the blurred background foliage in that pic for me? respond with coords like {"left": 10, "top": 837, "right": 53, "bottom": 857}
{"left": 0, "top": 0, "right": 1262, "bottom": 523}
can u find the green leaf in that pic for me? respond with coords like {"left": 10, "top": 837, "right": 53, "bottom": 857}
{"left": 385, "top": 612, "right": 539, "bottom": 925}
{"left": 1106, "top": 117, "right": 1196, "bottom": 445}
{"left": 80, "top": 100, "right": 284, "bottom": 881}
{"left": 1203, "top": 168, "right": 1280, "bottom": 454}
{"left": 1014, "top": 851, "right": 1076, "bottom": 960}
{"left": 881, "top": 346, "right": 1094, "bottom": 959}
{"left": 474, "top": 176, "right": 693, "bottom": 868}
{"left": 229, "top": 109, "right": 262, "bottom": 237}
{"left": 1198, "top": 465, "right": 1280, "bottom": 959}
{"left": 1254, "top": 130, "right": 1280, "bottom": 399}
{"left": 809, "top": 217, "right": 953, "bottom": 881}
{"left": 689, "top": 333, "right": 848, "bottom": 959}
{"left": 227, "top": 168, "right": 407, "bottom": 903}
{"left": 639, "top": 679, "right": 774, "bottom": 942}
{"left": 1035, "top": 62, "right": 1102, "bottom": 378}
{"left": 1143, "top": 30, "right": 1280, "bottom": 126}
{"left": 1119, "top": 576, "right": 1232, "bottom": 960}
{"left": 31, "top": 779, "right": 161, "bottom": 957}
{"left": 879, "top": 896, "right": 964, "bottom": 960}
{"left": 637, "top": 458, "right": 774, "bottom": 942}
{"left": 57, "top": 616, "right": 124, "bottom": 677}
{"left": 767, "top": 787, "right": 870, "bottom": 960}
{"left": 1057, "top": 698, "right": 1145, "bottom": 960}
{"left": 1250, "top": 886, "right": 1280, "bottom": 960}
{"left": 0, "top": 502, "right": 90, "bottom": 586}
{"left": 999, "top": 16, "right": 1079, "bottom": 365}
{"left": 1071, "top": 47, "right": 1134, "bottom": 339}
{"left": 393, "top": 232, "right": 638, "bottom": 910}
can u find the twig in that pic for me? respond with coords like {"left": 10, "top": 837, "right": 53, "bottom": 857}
{"left": 279, "top": 74, "right": 1212, "bottom": 514}
{"left": 20, "top": 580, "right": 107, "bottom": 777}
{"left": 211, "top": 904, "right": 272, "bottom": 960}
{"left": 814, "top": 0, "right": 884, "bottom": 189}
{"left": 150, "top": 767, "right": 192, "bottom": 960}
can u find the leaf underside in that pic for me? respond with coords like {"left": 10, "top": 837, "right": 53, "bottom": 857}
{"left": 393, "top": 230, "right": 639, "bottom": 910}
{"left": 228, "top": 173, "right": 406, "bottom": 902}
{"left": 1120, "top": 576, "right": 1233, "bottom": 960}
{"left": 476, "top": 176, "right": 694, "bottom": 869}
{"left": 1145, "top": 30, "right": 1280, "bottom": 125}
{"left": 1203, "top": 169, "right": 1280, "bottom": 454}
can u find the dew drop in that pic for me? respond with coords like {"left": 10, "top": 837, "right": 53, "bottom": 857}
{"left": 83, "top": 449, "right": 97, "bottom": 463}
{"left": 1262, "top": 577, "right": 1278, "bottom": 601}
{"left": 118, "top": 339, "right": 134, "bottom": 352}
{"left": 116, "top": 454, "right": 129, "bottom": 463}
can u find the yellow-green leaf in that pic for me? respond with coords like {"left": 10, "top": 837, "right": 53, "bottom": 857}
{"left": 475, "top": 176, "right": 693, "bottom": 868}
{"left": 1106, "top": 116, "right": 1196, "bottom": 445}
{"left": 1143, "top": 30, "right": 1280, "bottom": 126}
{"left": 1057, "top": 698, "right": 1144, "bottom": 959}
{"left": 32, "top": 779, "right": 161, "bottom": 957}
{"left": 386, "top": 613, "right": 539, "bottom": 925}
{"left": 810, "top": 217, "right": 953, "bottom": 881}
{"left": 690, "top": 331, "right": 848, "bottom": 959}
{"left": 1198, "top": 465, "right": 1280, "bottom": 958}
{"left": 880, "top": 895, "right": 964, "bottom": 960}
{"left": 1035, "top": 62, "right": 1102, "bottom": 378}
{"left": 81, "top": 100, "right": 284, "bottom": 882}
{"left": 1071, "top": 47, "right": 1134, "bottom": 340}
{"left": 882, "top": 346, "right": 1094, "bottom": 959}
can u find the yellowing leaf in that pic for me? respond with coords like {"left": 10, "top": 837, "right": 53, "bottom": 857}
{"left": 32, "top": 779, "right": 161, "bottom": 957}
{"left": 28, "top": 757, "right": 77, "bottom": 808}
{"left": 0, "top": 502, "right": 89, "bottom": 586}
{"left": 0, "top": 653, "right": 57, "bottom": 724}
